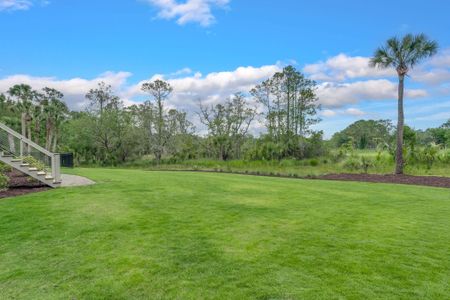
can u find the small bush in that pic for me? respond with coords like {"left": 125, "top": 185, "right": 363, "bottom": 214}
{"left": 419, "top": 144, "right": 439, "bottom": 170}
{"left": 342, "top": 157, "right": 361, "bottom": 171}
{"left": 343, "top": 156, "right": 374, "bottom": 173}
{"left": 0, "top": 173, "right": 9, "bottom": 191}
{"left": 0, "top": 162, "right": 11, "bottom": 173}
{"left": 309, "top": 159, "right": 319, "bottom": 167}
{"left": 438, "top": 150, "right": 450, "bottom": 164}
{"left": 22, "top": 156, "right": 46, "bottom": 171}
{"left": 360, "top": 156, "right": 374, "bottom": 174}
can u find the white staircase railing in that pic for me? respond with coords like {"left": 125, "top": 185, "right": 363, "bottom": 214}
{"left": 0, "top": 122, "right": 61, "bottom": 184}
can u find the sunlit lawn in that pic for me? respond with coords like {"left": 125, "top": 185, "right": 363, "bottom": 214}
{"left": 0, "top": 169, "right": 449, "bottom": 299}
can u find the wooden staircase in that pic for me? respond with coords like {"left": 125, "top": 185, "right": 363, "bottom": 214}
{"left": 0, "top": 122, "right": 61, "bottom": 188}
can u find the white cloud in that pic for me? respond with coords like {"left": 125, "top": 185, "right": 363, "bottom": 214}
{"left": 316, "top": 80, "right": 427, "bottom": 107}
{"left": 413, "top": 111, "right": 450, "bottom": 122}
{"left": 0, "top": 64, "right": 281, "bottom": 112}
{"left": 320, "top": 108, "right": 365, "bottom": 118}
{"left": 345, "top": 108, "right": 365, "bottom": 116}
{"left": 144, "top": 0, "right": 229, "bottom": 27}
{"left": 0, "top": 0, "right": 32, "bottom": 11}
{"left": 412, "top": 68, "right": 450, "bottom": 85}
{"left": 301, "top": 52, "right": 445, "bottom": 108}
{"left": 428, "top": 48, "right": 450, "bottom": 68}
{"left": 304, "top": 51, "right": 450, "bottom": 88}
{"left": 303, "top": 53, "right": 395, "bottom": 81}
{"left": 170, "top": 67, "right": 193, "bottom": 77}
{"left": 0, "top": 0, "right": 49, "bottom": 11}
{"left": 321, "top": 109, "right": 336, "bottom": 117}
{"left": 410, "top": 48, "right": 450, "bottom": 85}
{"left": 0, "top": 72, "right": 132, "bottom": 109}
{"left": 124, "top": 64, "right": 281, "bottom": 112}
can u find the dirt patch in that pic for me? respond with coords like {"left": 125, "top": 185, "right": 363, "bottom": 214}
{"left": 0, "top": 170, "right": 50, "bottom": 199}
{"left": 318, "top": 173, "right": 450, "bottom": 189}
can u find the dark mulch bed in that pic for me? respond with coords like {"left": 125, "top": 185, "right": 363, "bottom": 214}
{"left": 319, "top": 173, "right": 450, "bottom": 189}
{"left": 0, "top": 170, "right": 50, "bottom": 199}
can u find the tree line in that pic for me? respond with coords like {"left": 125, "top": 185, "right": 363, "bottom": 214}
{"left": 1, "top": 66, "right": 325, "bottom": 165}
{"left": 331, "top": 119, "right": 450, "bottom": 150}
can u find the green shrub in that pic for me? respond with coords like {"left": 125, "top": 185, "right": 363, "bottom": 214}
{"left": 309, "top": 159, "right": 319, "bottom": 167}
{"left": 22, "top": 156, "right": 46, "bottom": 171}
{"left": 419, "top": 144, "right": 439, "bottom": 170}
{"left": 0, "top": 162, "right": 12, "bottom": 173}
{"left": 360, "top": 156, "right": 374, "bottom": 174}
{"left": 438, "top": 150, "right": 450, "bottom": 164}
{"left": 0, "top": 173, "right": 9, "bottom": 191}
{"left": 343, "top": 156, "right": 374, "bottom": 173}
{"left": 342, "top": 156, "right": 361, "bottom": 171}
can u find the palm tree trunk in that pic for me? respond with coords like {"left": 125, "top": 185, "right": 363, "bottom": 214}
{"left": 45, "top": 120, "right": 52, "bottom": 150}
{"left": 395, "top": 75, "right": 405, "bottom": 174}
{"left": 34, "top": 119, "right": 40, "bottom": 144}
{"left": 20, "top": 113, "right": 27, "bottom": 156}
{"left": 27, "top": 119, "right": 32, "bottom": 151}
{"left": 52, "top": 131, "right": 58, "bottom": 152}
{"left": 21, "top": 113, "right": 27, "bottom": 137}
{"left": 8, "top": 134, "right": 15, "bottom": 153}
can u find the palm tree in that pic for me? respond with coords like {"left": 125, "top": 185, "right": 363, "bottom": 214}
{"left": 370, "top": 34, "right": 438, "bottom": 174}
{"left": 7, "top": 84, "right": 35, "bottom": 140}
{"left": 50, "top": 99, "right": 69, "bottom": 152}
{"left": 7, "top": 84, "right": 40, "bottom": 154}
{"left": 0, "top": 93, "right": 19, "bottom": 153}
{"left": 42, "top": 88, "right": 68, "bottom": 151}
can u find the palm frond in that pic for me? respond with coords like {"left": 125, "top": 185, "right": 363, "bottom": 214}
{"left": 370, "top": 33, "right": 439, "bottom": 72}
{"left": 370, "top": 46, "right": 395, "bottom": 68}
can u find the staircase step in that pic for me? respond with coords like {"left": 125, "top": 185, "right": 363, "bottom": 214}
{"left": 45, "top": 176, "right": 54, "bottom": 180}
{"left": 29, "top": 167, "right": 38, "bottom": 171}
{"left": 37, "top": 171, "right": 46, "bottom": 176}
{"left": 11, "top": 158, "right": 22, "bottom": 162}
{"left": 20, "top": 163, "right": 30, "bottom": 167}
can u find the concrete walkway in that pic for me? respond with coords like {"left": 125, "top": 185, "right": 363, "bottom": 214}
{"left": 60, "top": 174, "right": 95, "bottom": 187}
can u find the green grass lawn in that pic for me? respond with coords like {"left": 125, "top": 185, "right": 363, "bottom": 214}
{"left": 1, "top": 169, "right": 449, "bottom": 299}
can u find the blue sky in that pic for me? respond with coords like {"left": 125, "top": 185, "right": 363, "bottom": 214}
{"left": 1, "top": 0, "right": 450, "bottom": 137}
